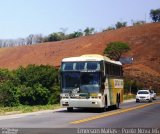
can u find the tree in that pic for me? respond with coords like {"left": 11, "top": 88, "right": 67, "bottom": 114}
{"left": 26, "top": 34, "right": 34, "bottom": 45}
{"left": 47, "top": 32, "right": 66, "bottom": 42}
{"left": 103, "top": 26, "right": 115, "bottom": 32}
{"left": 67, "top": 31, "right": 83, "bottom": 39}
{"left": 84, "top": 27, "right": 95, "bottom": 36}
{"left": 103, "top": 42, "right": 130, "bottom": 61}
{"left": 115, "top": 21, "right": 127, "bottom": 29}
{"left": 132, "top": 20, "right": 146, "bottom": 26}
{"left": 32, "top": 34, "right": 44, "bottom": 44}
{"left": 150, "top": 9, "right": 160, "bottom": 22}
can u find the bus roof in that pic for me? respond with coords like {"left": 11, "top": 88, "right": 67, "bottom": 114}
{"left": 62, "top": 54, "right": 122, "bottom": 65}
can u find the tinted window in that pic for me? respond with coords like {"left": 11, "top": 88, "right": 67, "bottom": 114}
{"left": 81, "top": 73, "right": 100, "bottom": 85}
{"left": 86, "top": 62, "right": 100, "bottom": 70}
{"left": 76, "top": 62, "right": 85, "bottom": 70}
{"left": 80, "top": 72, "right": 100, "bottom": 93}
{"left": 138, "top": 91, "right": 149, "bottom": 94}
{"left": 63, "top": 62, "right": 74, "bottom": 70}
{"left": 62, "top": 72, "right": 80, "bottom": 90}
{"left": 105, "top": 62, "right": 122, "bottom": 76}
{"left": 105, "top": 62, "right": 109, "bottom": 75}
{"left": 62, "top": 62, "right": 100, "bottom": 71}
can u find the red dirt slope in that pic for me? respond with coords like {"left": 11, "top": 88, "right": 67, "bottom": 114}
{"left": 0, "top": 23, "right": 160, "bottom": 90}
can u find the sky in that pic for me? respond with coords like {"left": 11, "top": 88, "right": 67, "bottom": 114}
{"left": 0, "top": 0, "right": 160, "bottom": 39}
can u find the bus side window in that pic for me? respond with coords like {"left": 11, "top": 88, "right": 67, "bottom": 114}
{"left": 119, "top": 66, "right": 121, "bottom": 76}
{"left": 109, "top": 64, "right": 111, "bottom": 75}
{"left": 108, "top": 63, "right": 111, "bottom": 75}
{"left": 115, "top": 65, "right": 117, "bottom": 76}
{"left": 112, "top": 64, "right": 114, "bottom": 75}
{"left": 120, "top": 66, "right": 123, "bottom": 76}
{"left": 101, "top": 61, "right": 105, "bottom": 74}
{"left": 115, "top": 65, "right": 118, "bottom": 76}
{"left": 116, "top": 65, "right": 118, "bottom": 76}
{"left": 113, "top": 64, "right": 115, "bottom": 76}
{"left": 104, "top": 63, "right": 122, "bottom": 77}
{"left": 107, "top": 63, "right": 109, "bottom": 75}
{"left": 109, "top": 63, "right": 112, "bottom": 75}
{"left": 117, "top": 65, "right": 120, "bottom": 76}
{"left": 105, "top": 62, "right": 109, "bottom": 75}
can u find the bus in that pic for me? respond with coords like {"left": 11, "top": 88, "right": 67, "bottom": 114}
{"left": 60, "top": 54, "right": 124, "bottom": 112}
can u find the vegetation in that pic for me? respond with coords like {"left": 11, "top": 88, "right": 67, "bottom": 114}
{"left": 123, "top": 94, "right": 135, "bottom": 100}
{"left": 124, "top": 78, "right": 144, "bottom": 94}
{"left": 44, "top": 32, "right": 66, "bottom": 42}
{"left": 150, "top": 8, "right": 160, "bottom": 22}
{"left": 83, "top": 27, "right": 95, "bottom": 36}
{"left": 0, "top": 34, "right": 43, "bottom": 48}
{"left": 132, "top": 20, "right": 146, "bottom": 26}
{"left": 103, "top": 26, "right": 115, "bottom": 32}
{"left": 0, "top": 104, "right": 60, "bottom": 115}
{"left": 103, "top": 42, "right": 130, "bottom": 61}
{"left": 67, "top": 30, "right": 83, "bottom": 39}
{"left": 115, "top": 21, "right": 127, "bottom": 29}
{"left": 0, "top": 65, "right": 60, "bottom": 107}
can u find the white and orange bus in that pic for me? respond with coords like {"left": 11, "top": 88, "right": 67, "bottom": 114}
{"left": 60, "top": 54, "right": 124, "bottom": 112}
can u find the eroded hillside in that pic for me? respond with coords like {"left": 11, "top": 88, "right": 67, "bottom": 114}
{"left": 0, "top": 23, "right": 160, "bottom": 90}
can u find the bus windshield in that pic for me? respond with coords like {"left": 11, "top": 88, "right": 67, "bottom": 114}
{"left": 61, "top": 61, "right": 101, "bottom": 71}
{"left": 62, "top": 72, "right": 80, "bottom": 93}
{"left": 61, "top": 72, "right": 101, "bottom": 93}
{"left": 80, "top": 72, "right": 100, "bottom": 93}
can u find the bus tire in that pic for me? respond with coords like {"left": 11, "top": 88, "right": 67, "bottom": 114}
{"left": 99, "top": 107, "right": 106, "bottom": 113}
{"left": 99, "top": 95, "right": 107, "bottom": 112}
{"left": 115, "top": 94, "right": 120, "bottom": 109}
{"left": 67, "top": 107, "right": 73, "bottom": 112}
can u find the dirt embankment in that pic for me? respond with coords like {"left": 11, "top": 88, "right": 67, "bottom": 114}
{"left": 0, "top": 23, "right": 160, "bottom": 90}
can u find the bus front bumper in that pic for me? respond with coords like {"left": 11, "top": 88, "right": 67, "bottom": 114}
{"left": 60, "top": 98, "right": 104, "bottom": 108}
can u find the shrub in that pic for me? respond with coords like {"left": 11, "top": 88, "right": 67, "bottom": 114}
{"left": 0, "top": 81, "right": 20, "bottom": 106}
{"left": 19, "top": 84, "right": 50, "bottom": 105}
{"left": 0, "top": 65, "right": 60, "bottom": 107}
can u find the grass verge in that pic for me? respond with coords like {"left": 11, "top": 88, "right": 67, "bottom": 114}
{"left": 0, "top": 94, "right": 137, "bottom": 116}
{"left": 0, "top": 104, "right": 60, "bottom": 116}
{"left": 123, "top": 94, "right": 136, "bottom": 100}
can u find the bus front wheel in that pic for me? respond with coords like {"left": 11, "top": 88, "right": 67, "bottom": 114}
{"left": 99, "top": 95, "right": 107, "bottom": 112}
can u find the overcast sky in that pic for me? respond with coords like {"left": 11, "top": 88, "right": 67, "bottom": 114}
{"left": 0, "top": 0, "right": 159, "bottom": 39}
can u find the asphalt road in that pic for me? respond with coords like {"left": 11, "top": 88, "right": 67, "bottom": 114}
{"left": 0, "top": 99, "right": 159, "bottom": 134}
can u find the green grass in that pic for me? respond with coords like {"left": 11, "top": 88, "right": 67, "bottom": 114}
{"left": 123, "top": 94, "right": 136, "bottom": 100}
{"left": 0, "top": 104, "right": 60, "bottom": 116}
{"left": 0, "top": 94, "right": 138, "bottom": 116}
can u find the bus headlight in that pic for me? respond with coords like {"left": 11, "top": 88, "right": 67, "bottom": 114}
{"left": 60, "top": 93, "right": 69, "bottom": 99}
{"left": 90, "top": 93, "right": 102, "bottom": 99}
{"left": 90, "top": 93, "right": 98, "bottom": 98}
